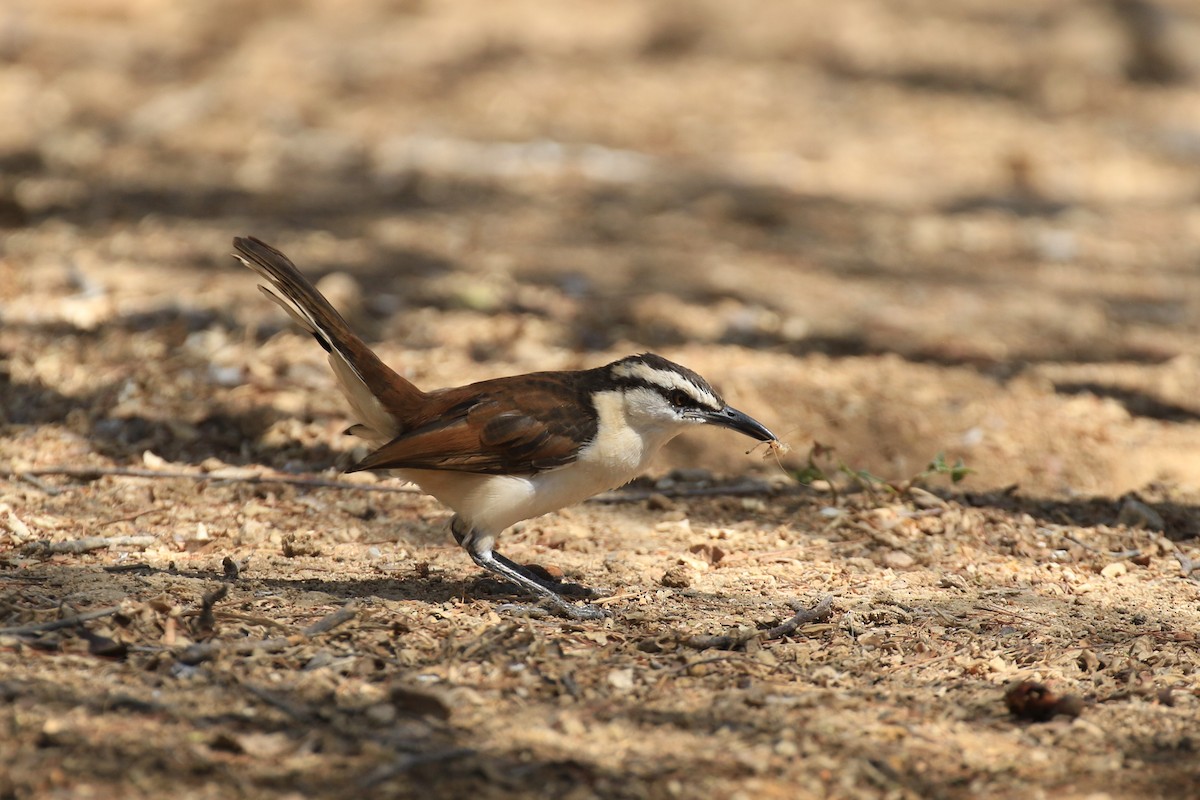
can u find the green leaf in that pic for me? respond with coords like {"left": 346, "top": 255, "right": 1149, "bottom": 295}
{"left": 792, "top": 466, "right": 826, "bottom": 485}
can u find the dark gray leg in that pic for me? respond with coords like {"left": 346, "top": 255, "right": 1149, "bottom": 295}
{"left": 450, "top": 516, "right": 588, "bottom": 593}
{"left": 489, "top": 551, "right": 600, "bottom": 598}
{"left": 450, "top": 516, "right": 607, "bottom": 620}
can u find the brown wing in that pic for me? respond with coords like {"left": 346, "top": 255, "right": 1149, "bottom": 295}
{"left": 346, "top": 373, "right": 599, "bottom": 475}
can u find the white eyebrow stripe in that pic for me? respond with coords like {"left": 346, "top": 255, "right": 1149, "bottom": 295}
{"left": 610, "top": 361, "right": 722, "bottom": 409}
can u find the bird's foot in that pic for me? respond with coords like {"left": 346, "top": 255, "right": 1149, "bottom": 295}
{"left": 493, "top": 552, "right": 606, "bottom": 599}
{"left": 549, "top": 598, "right": 611, "bottom": 621}
{"left": 525, "top": 569, "right": 606, "bottom": 600}
{"left": 461, "top": 533, "right": 613, "bottom": 620}
{"left": 496, "top": 599, "right": 611, "bottom": 621}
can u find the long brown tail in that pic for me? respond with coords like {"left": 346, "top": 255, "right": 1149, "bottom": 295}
{"left": 232, "top": 236, "right": 423, "bottom": 443}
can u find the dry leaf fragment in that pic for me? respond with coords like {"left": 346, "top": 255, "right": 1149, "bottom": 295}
{"left": 1100, "top": 561, "right": 1127, "bottom": 579}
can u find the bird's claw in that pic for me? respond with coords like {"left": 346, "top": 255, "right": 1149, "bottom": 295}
{"left": 495, "top": 600, "right": 611, "bottom": 621}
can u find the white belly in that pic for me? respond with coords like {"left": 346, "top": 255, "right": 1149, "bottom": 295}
{"left": 397, "top": 455, "right": 647, "bottom": 536}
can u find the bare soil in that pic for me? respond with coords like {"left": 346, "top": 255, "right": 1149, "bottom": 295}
{"left": 2, "top": 1, "right": 1200, "bottom": 798}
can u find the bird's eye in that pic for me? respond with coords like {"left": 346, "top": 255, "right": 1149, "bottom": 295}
{"left": 667, "top": 389, "right": 691, "bottom": 408}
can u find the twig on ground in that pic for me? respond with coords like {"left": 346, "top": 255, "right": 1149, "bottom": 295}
{"left": 195, "top": 584, "right": 230, "bottom": 637}
{"left": 177, "top": 601, "right": 358, "bottom": 664}
{"left": 29, "top": 536, "right": 158, "bottom": 555}
{"left": 212, "top": 612, "right": 295, "bottom": 631}
{"left": 303, "top": 602, "right": 359, "bottom": 637}
{"left": 102, "top": 563, "right": 154, "bottom": 573}
{"left": 99, "top": 508, "right": 169, "bottom": 528}
{"left": 664, "top": 653, "right": 758, "bottom": 676}
{"left": 14, "top": 473, "right": 64, "bottom": 495}
{"left": 0, "top": 466, "right": 420, "bottom": 495}
{"left": 1063, "top": 533, "right": 1100, "bottom": 553}
{"left": 177, "top": 637, "right": 293, "bottom": 666}
{"left": 762, "top": 595, "right": 836, "bottom": 639}
{"left": 718, "top": 546, "right": 809, "bottom": 565}
{"left": 682, "top": 595, "right": 834, "bottom": 651}
{"left": 0, "top": 605, "right": 123, "bottom": 636}
{"left": 359, "top": 748, "right": 476, "bottom": 789}
{"left": 1, "top": 466, "right": 794, "bottom": 502}
{"left": 238, "top": 681, "right": 319, "bottom": 722}
{"left": 1063, "top": 533, "right": 1142, "bottom": 560}
{"left": 883, "top": 651, "right": 959, "bottom": 674}
{"left": 593, "top": 483, "right": 797, "bottom": 503}
{"left": 1109, "top": 549, "right": 1143, "bottom": 559}
{"left": 1174, "top": 551, "right": 1199, "bottom": 578}
{"left": 976, "top": 604, "right": 1043, "bottom": 625}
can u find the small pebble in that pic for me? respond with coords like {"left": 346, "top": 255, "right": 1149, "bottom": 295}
{"left": 909, "top": 487, "right": 947, "bottom": 509}
{"left": 607, "top": 668, "right": 635, "bottom": 691}
{"left": 1100, "top": 561, "right": 1127, "bottom": 579}
{"left": 365, "top": 703, "right": 397, "bottom": 726}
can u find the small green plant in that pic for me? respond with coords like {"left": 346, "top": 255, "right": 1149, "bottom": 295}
{"left": 791, "top": 442, "right": 970, "bottom": 505}
{"left": 922, "top": 452, "right": 971, "bottom": 485}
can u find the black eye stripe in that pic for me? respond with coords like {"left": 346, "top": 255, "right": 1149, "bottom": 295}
{"left": 667, "top": 389, "right": 691, "bottom": 408}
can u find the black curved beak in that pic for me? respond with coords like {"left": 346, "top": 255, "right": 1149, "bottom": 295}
{"left": 691, "top": 406, "right": 777, "bottom": 443}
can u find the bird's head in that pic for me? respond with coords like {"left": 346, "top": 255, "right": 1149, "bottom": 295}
{"left": 606, "top": 353, "right": 777, "bottom": 443}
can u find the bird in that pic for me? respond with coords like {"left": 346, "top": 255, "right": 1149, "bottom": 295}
{"left": 232, "top": 236, "right": 779, "bottom": 619}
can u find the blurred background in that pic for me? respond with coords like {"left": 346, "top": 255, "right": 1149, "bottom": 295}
{"left": 5, "top": 0, "right": 1200, "bottom": 495}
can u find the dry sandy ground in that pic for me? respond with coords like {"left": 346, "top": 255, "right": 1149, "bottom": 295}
{"left": 2, "top": 1, "right": 1200, "bottom": 798}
